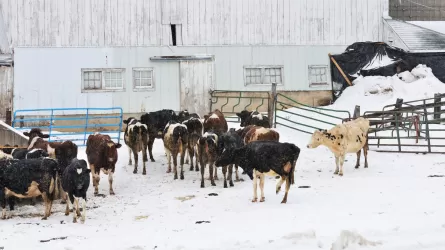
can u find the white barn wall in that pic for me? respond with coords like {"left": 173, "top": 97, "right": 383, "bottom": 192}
{"left": 0, "top": 0, "right": 387, "bottom": 47}
{"left": 14, "top": 45, "right": 346, "bottom": 113}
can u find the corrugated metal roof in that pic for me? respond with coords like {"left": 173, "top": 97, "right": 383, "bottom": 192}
{"left": 385, "top": 19, "right": 445, "bottom": 51}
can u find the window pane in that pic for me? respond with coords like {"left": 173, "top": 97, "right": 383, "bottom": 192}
{"left": 141, "top": 70, "right": 150, "bottom": 78}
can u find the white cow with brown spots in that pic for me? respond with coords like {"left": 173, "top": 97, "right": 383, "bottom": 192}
{"left": 306, "top": 117, "right": 370, "bottom": 176}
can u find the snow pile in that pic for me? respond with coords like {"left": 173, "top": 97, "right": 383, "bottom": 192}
{"left": 331, "top": 64, "right": 445, "bottom": 113}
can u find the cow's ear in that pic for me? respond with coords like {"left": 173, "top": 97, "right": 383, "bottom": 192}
{"left": 123, "top": 119, "right": 129, "bottom": 124}
{"left": 42, "top": 134, "right": 50, "bottom": 138}
{"left": 115, "top": 143, "right": 122, "bottom": 148}
{"left": 204, "top": 115, "right": 209, "bottom": 120}
{"left": 23, "top": 132, "right": 30, "bottom": 136}
{"left": 236, "top": 113, "right": 241, "bottom": 117}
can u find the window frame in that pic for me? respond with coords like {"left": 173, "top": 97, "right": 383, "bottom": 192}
{"left": 132, "top": 67, "right": 155, "bottom": 92}
{"left": 81, "top": 68, "right": 126, "bottom": 93}
{"left": 243, "top": 65, "right": 284, "bottom": 86}
{"left": 308, "top": 65, "right": 329, "bottom": 88}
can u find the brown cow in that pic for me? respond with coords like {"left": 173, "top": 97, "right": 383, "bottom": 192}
{"left": 85, "top": 133, "right": 122, "bottom": 195}
{"left": 203, "top": 109, "right": 228, "bottom": 134}
{"left": 243, "top": 126, "right": 280, "bottom": 145}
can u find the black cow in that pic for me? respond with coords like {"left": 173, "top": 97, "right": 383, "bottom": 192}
{"left": 217, "top": 128, "right": 244, "bottom": 187}
{"left": 62, "top": 158, "right": 91, "bottom": 223}
{"left": 0, "top": 144, "right": 17, "bottom": 154}
{"left": 141, "top": 109, "right": 179, "bottom": 162}
{"left": 182, "top": 117, "right": 203, "bottom": 171}
{"left": 0, "top": 158, "right": 59, "bottom": 220}
{"left": 236, "top": 110, "right": 270, "bottom": 128}
{"left": 215, "top": 141, "right": 300, "bottom": 204}
{"left": 123, "top": 117, "right": 149, "bottom": 175}
{"left": 8, "top": 148, "right": 50, "bottom": 160}
{"left": 178, "top": 110, "right": 201, "bottom": 123}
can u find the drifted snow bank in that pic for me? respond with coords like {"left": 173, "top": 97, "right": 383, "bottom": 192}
{"left": 330, "top": 64, "right": 445, "bottom": 114}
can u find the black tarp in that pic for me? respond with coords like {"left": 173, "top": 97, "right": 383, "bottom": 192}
{"left": 330, "top": 42, "right": 445, "bottom": 101}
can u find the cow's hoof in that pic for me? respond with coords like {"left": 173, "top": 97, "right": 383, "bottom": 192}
{"left": 60, "top": 200, "right": 66, "bottom": 204}
{"left": 73, "top": 218, "right": 77, "bottom": 223}
{"left": 133, "top": 170, "right": 137, "bottom": 174}
{"left": 150, "top": 159, "right": 155, "bottom": 162}
{"left": 201, "top": 183, "right": 205, "bottom": 188}
{"left": 174, "top": 175, "right": 178, "bottom": 180}
{"left": 339, "top": 173, "right": 343, "bottom": 176}
{"left": 41, "top": 217, "right": 48, "bottom": 220}
{"left": 211, "top": 182, "right": 216, "bottom": 186}
{"left": 80, "top": 219, "right": 85, "bottom": 224}
{"left": 180, "top": 175, "right": 184, "bottom": 180}
{"left": 260, "top": 197, "right": 265, "bottom": 202}
{"left": 128, "top": 162, "right": 132, "bottom": 166}
{"left": 195, "top": 168, "right": 199, "bottom": 172}
{"left": 185, "top": 160, "right": 189, "bottom": 164}
{"left": 224, "top": 182, "right": 228, "bottom": 188}
{"left": 110, "top": 191, "right": 115, "bottom": 195}
{"left": 229, "top": 181, "right": 234, "bottom": 187}
{"left": 276, "top": 187, "right": 281, "bottom": 194}
{"left": 364, "top": 165, "right": 369, "bottom": 168}
{"left": 189, "top": 167, "right": 194, "bottom": 171}
{"left": 142, "top": 171, "right": 146, "bottom": 175}
{"left": 281, "top": 200, "right": 287, "bottom": 204}
{"left": 334, "top": 171, "right": 339, "bottom": 175}
{"left": 355, "top": 165, "right": 359, "bottom": 169}
{"left": 251, "top": 198, "right": 258, "bottom": 203}
{"left": 234, "top": 179, "right": 240, "bottom": 182}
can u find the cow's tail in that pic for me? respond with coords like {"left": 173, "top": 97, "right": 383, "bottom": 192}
{"left": 289, "top": 145, "right": 301, "bottom": 185}
{"left": 45, "top": 158, "right": 60, "bottom": 200}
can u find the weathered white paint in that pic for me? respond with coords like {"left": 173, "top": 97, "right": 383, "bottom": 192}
{"left": 13, "top": 45, "right": 347, "bottom": 114}
{"left": 180, "top": 60, "right": 215, "bottom": 115}
{"left": 0, "top": 0, "right": 387, "bottom": 47}
{"left": 0, "top": 66, "right": 12, "bottom": 118}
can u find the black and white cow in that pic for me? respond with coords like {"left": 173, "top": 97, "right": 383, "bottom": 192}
{"left": 141, "top": 109, "right": 179, "bottom": 162}
{"left": 217, "top": 128, "right": 244, "bottom": 187}
{"left": 215, "top": 141, "right": 300, "bottom": 204}
{"left": 178, "top": 110, "right": 201, "bottom": 123}
{"left": 163, "top": 121, "right": 188, "bottom": 180}
{"left": 6, "top": 148, "right": 49, "bottom": 160}
{"left": 61, "top": 158, "right": 91, "bottom": 223}
{"left": 182, "top": 117, "right": 203, "bottom": 171}
{"left": 123, "top": 117, "right": 149, "bottom": 175}
{"left": 197, "top": 131, "right": 220, "bottom": 188}
{"left": 236, "top": 110, "right": 271, "bottom": 128}
{"left": 0, "top": 158, "right": 59, "bottom": 219}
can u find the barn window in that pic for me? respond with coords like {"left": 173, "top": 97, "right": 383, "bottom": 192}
{"left": 81, "top": 68, "right": 125, "bottom": 92}
{"left": 244, "top": 66, "right": 283, "bottom": 86}
{"left": 132, "top": 68, "right": 154, "bottom": 91}
{"left": 308, "top": 65, "right": 328, "bottom": 87}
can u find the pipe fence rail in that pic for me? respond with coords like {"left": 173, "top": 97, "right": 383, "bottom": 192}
{"left": 12, "top": 107, "right": 123, "bottom": 146}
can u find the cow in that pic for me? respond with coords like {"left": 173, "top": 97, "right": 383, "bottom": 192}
{"left": 243, "top": 126, "right": 280, "bottom": 145}
{"left": 236, "top": 110, "right": 271, "bottom": 128}
{"left": 140, "top": 109, "right": 179, "bottom": 162}
{"left": 178, "top": 110, "right": 201, "bottom": 123}
{"left": 62, "top": 158, "right": 91, "bottom": 223}
{"left": 203, "top": 109, "right": 228, "bottom": 134}
{"left": 0, "top": 144, "right": 18, "bottom": 155}
{"left": 123, "top": 117, "right": 149, "bottom": 175}
{"left": 306, "top": 117, "right": 370, "bottom": 176}
{"left": 0, "top": 158, "right": 59, "bottom": 220}
{"left": 23, "top": 128, "right": 49, "bottom": 145}
{"left": 215, "top": 141, "right": 300, "bottom": 204}
{"left": 0, "top": 150, "right": 12, "bottom": 160}
{"left": 7, "top": 148, "right": 49, "bottom": 160}
{"left": 217, "top": 128, "right": 244, "bottom": 187}
{"left": 86, "top": 133, "right": 122, "bottom": 195}
{"left": 197, "top": 131, "right": 219, "bottom": 188}
{"left": 182, "top": 117, "right": 203, "bottom": 171}
{"left": 163, "top": 121, "right": 188, "bottom": 180}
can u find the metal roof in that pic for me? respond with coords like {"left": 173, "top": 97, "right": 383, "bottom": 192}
{"left": 385, "top": 19, "right": 445, "bottom": 52}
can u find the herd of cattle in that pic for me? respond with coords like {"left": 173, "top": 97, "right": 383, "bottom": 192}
{"left": 0, "top": 108, "right": 371, "bottom": 224}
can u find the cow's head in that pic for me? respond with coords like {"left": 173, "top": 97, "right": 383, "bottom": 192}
{"left": 236, "top": 110, "right": 253, "bottom": 127}
{"left": 23, "top": 128, "right": 49, "bottom": 144}
{"left": 178, "top": 110, "right": 190, "bottom": 123}
{"left": 73, "top": 159, "right": 91, "bottom": 189}
{"left": 306, "top": 129, "right": 327, "bottom": 149}
{"left": 55, "top": 141, "right": 79, "bottom": 172}
{"left": 200, "top": 132, "right": 218, "bottom": 156}
{"left": 123, "top": 117, "right": 138, "bottom": 125}
{"left": 105, "top": 141, "right": 122, "bottom": 165}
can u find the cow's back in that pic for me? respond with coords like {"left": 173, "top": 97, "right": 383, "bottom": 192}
{"left": 343, "top": 123, "right": 368, "bottom": 153}
{"left": 86, "top": 134, "right": 108, "bottom": 164}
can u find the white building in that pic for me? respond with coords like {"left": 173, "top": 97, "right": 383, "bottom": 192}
{"left": 0, "top": 0, "right": 389, "bottom": 117}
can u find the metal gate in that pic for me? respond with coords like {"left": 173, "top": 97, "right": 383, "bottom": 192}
{"left": 12, "top": 107, "right": 123, "bottom": 146}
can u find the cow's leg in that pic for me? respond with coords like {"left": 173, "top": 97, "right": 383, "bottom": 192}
{"left": 143, "top": 140, "right": 149, "bottom": 162}
{"left": 252, "top": 171, "right": 258, "bottom": 202}
{"left": 222, "top": 165, "right": 228, "bottom": 188}
{"left": 128, "top": 146, "right": 133, "bottom": 165}
{"left": 259, "top": 173, "right": 266, "bottom": 202}
{"left": 73, "top": 197, "right": 78, "bottom": 223}
{"left": 1, "top": 191, "right": 6, "bottom": 219}
{"left": 194, "top": 149, "right": 199, "bottom": 171}
{"left": 185, "top": 148, "right": 190, "bottom": 165}
{"left": 75, "top": 197, "right": 81, "bottom": 217}
{"left": 8, "top": 197, "right": 15, "bottom": 211}
{"left": 60, "top": 180, "right": 67, "bottom": 204}
{"left": 64, "top": 193, "right": 70, "bottom": 216}
{"left": 338, "top": 155, "right": 346, "bottom": 176}
{"left": 41, "top": 193, "right": 51, "bottom": 220}
{"left": 142, "top": 149, "right": 147, "bottom": 175}
{"left": 281, "top": 176, "right": 291, "bottom": 204}
{"left": 364, "top": 141, "right": 369, "bottom": 168}
{"left": 80, "top": 197, "right": 86, "bottom": 224}
{"left": 214, "top": 166, "right": 219, "bottom": 180}
{"left": 334, "top": 156, "right": 339, "bottom": 175}
{"left": 108, "top": 169, "right": 115, "bottom": 195}
{"left": 165, "top": 148, "right": 172, "bottom": 173}
{"left": 228, "top": 164, "right": 234, "bottom": 187}
{"left": 200, "top": 159, "right": 206, "bottom": 188}
{"left": 180, "top": 146, "right": 186, "bottom": 180}
{"left": 148, "top": 137, "right": 156, "bottom": 162}
{"left": 173, "top": 152, "right": 179, "bottom": 180}
{"left": 209, "top": 162, "right": 216, "bottom": 186}
{"left": 90, "top": 164, "right": 100, "bottom": 195}
{"left": 276, "top": 176, "right": 286, "bottom": 194}
{"left": 132, "top": 150, "right": 139, "bottom": 174}
{"left": 355, "top": 149, "right": 361, "bottom": 169}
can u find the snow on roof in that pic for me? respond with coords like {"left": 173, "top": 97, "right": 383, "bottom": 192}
{"left": 385, "top": 19, "right": 445, "bottom": 52}
{"left": 408, "top": 21, "right": 445, "bottom": 35}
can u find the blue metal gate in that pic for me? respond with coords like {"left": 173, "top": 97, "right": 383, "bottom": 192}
{"left": 12, "top": 107, "right": 123, "bottom": 146}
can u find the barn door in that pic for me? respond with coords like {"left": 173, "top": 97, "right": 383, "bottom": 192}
{"left": 179, "top": 60, "right": 215, "bottom": 115}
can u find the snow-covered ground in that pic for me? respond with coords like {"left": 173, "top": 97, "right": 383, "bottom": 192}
{"left": 2, "top": 121, "right": 445, "bottom": 250}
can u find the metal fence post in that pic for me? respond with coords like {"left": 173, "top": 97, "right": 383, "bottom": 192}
{"left": 423, "top": 100, "right": 431, "bottom": 153}
{"left": 268, "top": 82, "right": 277, "bottom": 127}
{"left": 83, "top": 109, "right": 90, "bottom": 145}
{"left": 48, "top": 110, "right": 54, "bottom": 142}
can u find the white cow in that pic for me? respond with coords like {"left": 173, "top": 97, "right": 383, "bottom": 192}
{"left": 307, "top": 117, "right": 370, "bottom": 176}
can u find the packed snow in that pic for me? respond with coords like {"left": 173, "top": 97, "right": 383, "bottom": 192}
{"left": 2, "top": 122, "right": 445, "bottom": 250}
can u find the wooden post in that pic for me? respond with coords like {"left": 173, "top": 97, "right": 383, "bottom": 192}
{"left": 434, "top": 93, "right": 441, "bottom": 122}
{"left": 19, "top": 115, "right": 24, "bottom": 128}
{"left": 268, "top": 82, "right": 277, "bottom": 127}
{"left": 353, "top": 105, "right": 360, "bottom": 119}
